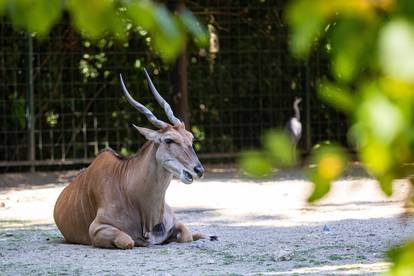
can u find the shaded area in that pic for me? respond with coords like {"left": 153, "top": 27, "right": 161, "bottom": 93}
{"left": 0, "top": 171, "right": 77, "bottom": 189}
{"left": 0, "top": 163, "right": 371, "bottom": 190}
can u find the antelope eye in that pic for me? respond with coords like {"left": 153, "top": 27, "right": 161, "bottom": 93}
{"left": 164, "top": 138, "right": 175, "bottom": 144}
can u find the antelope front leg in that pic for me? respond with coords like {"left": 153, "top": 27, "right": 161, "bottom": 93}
{"left": 89, "top": 220, "right": 134, "bottom": 249}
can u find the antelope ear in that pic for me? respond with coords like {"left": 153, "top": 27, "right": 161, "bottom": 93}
{"left": 133, "top": 124, "right": 161, "bottom": 143}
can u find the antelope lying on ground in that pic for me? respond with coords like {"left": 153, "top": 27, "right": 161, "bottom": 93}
{"left": 54, "top": 69, "right": 214, "bottom": 249}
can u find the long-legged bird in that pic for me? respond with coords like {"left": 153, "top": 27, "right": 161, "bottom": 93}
{"left": 285, "top": 97, "right": 302, "bottom": 147}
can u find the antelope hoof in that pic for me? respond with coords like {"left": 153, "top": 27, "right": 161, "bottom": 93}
{"left": 209, "top": 235, "right": 218, "bottom": 241}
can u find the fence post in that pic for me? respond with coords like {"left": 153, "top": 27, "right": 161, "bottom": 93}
{"left": 26, "top": 34, "right": 35, "bottom": 172}
{"left": 304, "top": 59, "right": 312, "bottom": 152}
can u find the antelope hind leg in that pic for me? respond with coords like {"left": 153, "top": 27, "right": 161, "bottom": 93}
{"left": 89, "top": 221, "right": 134, "bottom": 249}
{"left": 173, "top": 222, "right": 217, "bottom": 243}
{"left": 174, "top": 222, "right": 193, "bottom": 242}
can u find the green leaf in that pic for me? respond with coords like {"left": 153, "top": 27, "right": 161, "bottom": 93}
{"left": 395, "top": 0, "right": 414, "bottom": 19}
{"left": 379, "top": 19, "right": 414, "bottom": 82}
{"left": 0, "top": 0, "right": 6, "bottom": 15}
{"left": 263, "top": 130, "right": 296, "bottom": 167}
{"left": 359, "top": 140, "right": 392, "bottom": 175}
{"left": 179, "top": 7, "right": 208, "bottom": 47}
{"left": 8, "top": 0, "right": 62, "bottom": 35}
{"left": 152, "top": 29, "right": 184, "bottom": 61}
{"left": 2, "top": 0, "right": 199, "bottom": 61}
{"left": 357, "top": 88, "right": 406, "bottom": 144}
{"left": 45, "top": 111, "right": 59, "bottom": 128}
{"left": 126, "top": 1, "right": 156, "bottom": 30}
{"left": 307, "top": 144, "right": 348, "bottom": 202}
{"left": 286, "top": 0, "right": 325, "bottom": 57}
{"left": 67, "top": 0, "right": 121, "bottom": 39}
{"left": 308, "top": 174, "right": 331, "bottom": 202}
{"left": 329, "top": 18, "right": 378, "bottom": 82}
{"left": 317, "top": 81, "right": 355, "bottom": 113}
{"left": 386, "top": 240, "right": 414, "bottom": 276}
{"left": 154, "top": 5, "right": 180, "bottom": 40}
{"left": 378, "top": 173, "right": 394, "bottom": 196}
{"left": 152, "top": 6, "right": 184, "bottom": 61}
{"left": 240, "top": 151, "right": 272, "bottom": 177}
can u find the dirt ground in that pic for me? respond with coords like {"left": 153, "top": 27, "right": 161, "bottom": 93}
{"left": 0, "top": 166, "right": 413, "bottom": 276}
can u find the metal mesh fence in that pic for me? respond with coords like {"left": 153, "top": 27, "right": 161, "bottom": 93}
{"left": 0, "top": 1, "right": 348, "bottom": 171}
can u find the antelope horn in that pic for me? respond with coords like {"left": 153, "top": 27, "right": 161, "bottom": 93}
{"left": 143, "top": 68, "right": 181, "bottom": 125}
{"left": 119, "top": 74, "right": 167, "bottom": 129}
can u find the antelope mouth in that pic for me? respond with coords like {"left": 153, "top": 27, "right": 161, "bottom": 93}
{"left": 181, "top": 170, "right": 194, "bottom": 184}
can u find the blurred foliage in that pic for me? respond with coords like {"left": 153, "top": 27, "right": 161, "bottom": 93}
{"left": 307, "top": 143, "right": 348, "bottom": 202}
{"left": 288, "top": 0, "right": 414, "bottom": 273}
{"left": 0, "top": 0, "right": 207, "bottom": 61}
{"left": 387, "top": 241, "right": 414, "bottom": 276}
{"left": 240, "top": 150, "right": 273, "bottom": 177}
{"left": 284, "top": 0, "right": 414, "bottom": 199}
{"left": 9, "top": 92, "right": 26, "bottom": 129}
{"left": 243, "top": 0, "right": 414, "bottom": 272}
{"left": 45, "top": 111, "right": 59, "bottom": 128}
{"left": 191, "top": 125, "right": 205, "bottom": 152}
{"left": 240, "top": 130, "right": 296, "bottom": 177}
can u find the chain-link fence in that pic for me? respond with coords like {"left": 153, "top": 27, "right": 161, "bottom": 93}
{"left": 0, "top": 1, "right": 348, "bottom": 171}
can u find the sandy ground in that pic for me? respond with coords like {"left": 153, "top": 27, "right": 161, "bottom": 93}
{"left": 0, "top": 166, "right": 413, "bottom": 276}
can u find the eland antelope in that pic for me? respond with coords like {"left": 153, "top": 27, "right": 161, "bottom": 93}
{"left": 54, "top": 69, "right": 214, "bottom": 249}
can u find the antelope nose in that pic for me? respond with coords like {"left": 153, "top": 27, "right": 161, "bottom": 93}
{"left": 193, "top": 164, "right": 204, "bottom": 178}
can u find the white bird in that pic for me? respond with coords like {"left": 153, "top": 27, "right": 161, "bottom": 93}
{"left": 285, "top": 97, "right": 302, "bottom": 147}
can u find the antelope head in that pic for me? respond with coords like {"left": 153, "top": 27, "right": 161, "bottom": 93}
{"left": 119, "top": 69, "right": 204, "bottom": 184}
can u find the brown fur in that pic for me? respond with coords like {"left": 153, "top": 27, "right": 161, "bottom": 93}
{"left": 54, "top": 125, "right": 209, "bottom": 249}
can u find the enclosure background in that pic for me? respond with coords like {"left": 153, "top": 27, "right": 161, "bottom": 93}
{"left": 0, "top": 1, "right": 348, "bottom": 170}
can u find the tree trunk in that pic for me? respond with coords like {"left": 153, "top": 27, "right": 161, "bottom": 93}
{"left": 168, "top": 1, "right": 190, "bottom": 128}
{"left": 172, "top": 49, "right": 189, "bottom": 128}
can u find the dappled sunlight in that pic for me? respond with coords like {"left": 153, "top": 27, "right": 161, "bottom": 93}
{"left": 0, "top": 185, "right": 64, "bottom": 224}
{"left": 167, "top": 176, "right": 410, "bottom": 227}
{"left": 0, "top": 170, "right": 410, "bottom": 228}
{"left": 248, "top": 262, "right": 390, "bottom": 275}
{"left": 0, "top": 169, "right": 413, "bottom": 275}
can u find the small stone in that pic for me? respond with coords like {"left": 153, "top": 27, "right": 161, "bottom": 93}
{"left": 190, "top": 242, "right": 206, "bottom": 249}
{"left": 0, "top": 202, "right": 5, "bottom": 208}
{"left": 206, "top": 258, "right": 215, "bottom": 264}
{"left": 4, "top": 233, "right": 13, "bottom": 237}
{"left": 323, "top": 225, "right": 331, "bottom": 233}
{"left": 271, "top": 250, "right": 294, "bottom": 261}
